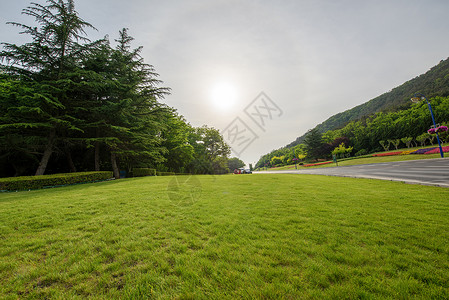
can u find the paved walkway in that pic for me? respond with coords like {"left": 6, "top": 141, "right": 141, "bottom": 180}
{"left": 255, "top": 158, "right": 449, "bottom": 187}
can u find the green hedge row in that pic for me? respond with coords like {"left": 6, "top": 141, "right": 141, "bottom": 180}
{"left": 0, "top": 171, "right": 113, "bottom": 191}
{"left": 133, "top": 168, "right": 156, "bottom": 177}
{"left": 156, "top": 171, "right": 175, "bottom": 176}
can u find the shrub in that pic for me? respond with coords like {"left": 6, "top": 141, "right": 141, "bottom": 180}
{"left": 0, "top": 171, "right": 113, "bottom": 191}
{"left": 133, "top": 168, "right": 156, "bottom": 177}
{"left": 355, "top": 149, "right": 368, "bottom": 156}
{"left": 156, "top": 171, "right": 175, "bottom": 176}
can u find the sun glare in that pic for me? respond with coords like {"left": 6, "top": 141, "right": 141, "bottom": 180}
{"left": 209, "top": 82, "right": 238, "bottom": 111}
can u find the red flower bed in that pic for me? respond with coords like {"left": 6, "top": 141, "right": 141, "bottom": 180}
{"left": 424, "top": 146, "right": 449, "bottom": 154}
{"left": 372, "top": 151, "right": 403, "bottom": 157}
{"left": 303, "top": 161, "right": 333, "bottom": 167}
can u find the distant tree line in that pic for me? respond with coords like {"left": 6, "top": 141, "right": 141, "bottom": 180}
{"left": 0, "top": 0, "right": 231, "bottom": 178}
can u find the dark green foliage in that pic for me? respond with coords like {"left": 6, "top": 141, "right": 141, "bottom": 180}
{"left": 0, "top": 1, "right": 235, "bottom": 178}
{"left": 159, "top": 115, "right": 194, "bottom": 173}
{"left": 0, "top": 171, "right": 112, "bottom": 191}
{"left": 0, "top": 0, "right": 98, "bottom": 176}
{"left": 326, "top": 96, "right": 449, "bottom": 153}
{"left": 0, "top": 1, "right": 202, "bottom": 178}
{"left": 355, "top": 149, "right": 368, "bottom": 156}
{"left": 99, "top": 29, "right": 170, "bottom": 175}
{"left": 303, "top": 128, "right": 325, "bottom": 160}
{"left": 0, "top": 74, "right": 56, "bottom": 176}
{"left": 228, "top": 157, "right": 245, "bottom": 171}
{"left": 132, "top": 168, "right": 156, "bottom": 177}
{"left": 188, "top": 126, "right": 230, "bottom": 174}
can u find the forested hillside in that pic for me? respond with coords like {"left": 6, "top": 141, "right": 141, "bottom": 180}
{"left": 256, "top": 57, "right": 449, "bottom": 169}
{"left": 255, "top": 96, "right": 449, "bottom": 169}
{"left": 287, "top": 57, "right": 449, "bottom": 147}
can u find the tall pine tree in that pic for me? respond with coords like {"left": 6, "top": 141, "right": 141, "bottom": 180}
{"left": 0, "top": 0, "right": 96, "bottom": 175}
{"left": 86, "top": 29, "right": 170, "bottom": 178}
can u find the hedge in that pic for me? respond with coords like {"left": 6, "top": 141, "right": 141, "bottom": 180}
{"left": 0, "top": 171, "right": 113, "bottom": 191}
{"left": 156, "top": 171, "right": 175, "bottom": 176}
{"left": 133, "top": 168, "right": 156, "bottom": 177}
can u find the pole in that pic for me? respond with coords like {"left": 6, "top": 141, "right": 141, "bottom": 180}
{"left": 333, "top": 154, "right": 338, "bottom": 166}
{"left": 420, "top": 94, "right": 444, "bottom": 158}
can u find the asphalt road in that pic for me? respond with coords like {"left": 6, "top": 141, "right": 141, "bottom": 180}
{"left": 255, "top": 158, "right": 449, "bottom": 187}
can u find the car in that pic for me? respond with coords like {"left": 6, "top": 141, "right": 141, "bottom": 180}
{"left": 233, "top": 168, "right": 252, "bottom": 174}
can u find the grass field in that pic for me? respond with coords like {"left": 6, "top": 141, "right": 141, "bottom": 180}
{"left": 1, "top": 174, "right": 449, "bottom": 299}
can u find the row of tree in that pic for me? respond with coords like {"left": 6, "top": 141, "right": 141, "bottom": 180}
{"left": 0, "top": 0, "right": 232, "bottom": 178}
{"left": 255, "top": 144, "right": 307, "bottom": 169}
{"left": 256, "top": 96, "right": 449, "bottom": 168}
{"left": 322, "top": 96, "right": 449, "bottom": 154}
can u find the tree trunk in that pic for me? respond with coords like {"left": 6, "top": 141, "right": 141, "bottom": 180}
{"left": 35, "top": 129, "right": 56, "bottom": 176}
{"left": 110, "top": 150, "right": 120, "bottom": 179}
{"left": 94, "top": 127, "right": 100, "bottom": 171}
{"left": 65, "top": 142, "right": 77, "bottom": 173}
{"left": 95, "top": 142, "right": 100, "bottom": 171}
{"left": 13, "top": 164, "right": 22, "bottom": 177}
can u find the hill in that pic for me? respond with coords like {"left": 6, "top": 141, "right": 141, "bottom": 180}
{"left": 287, "top": 57, "right": 449, "bottom": 147}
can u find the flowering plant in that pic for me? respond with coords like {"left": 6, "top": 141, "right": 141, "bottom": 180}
{"left": 411, "top": 147, "right": 437, "bottom": 154}
{"left": 372, "top": 151, "right": 403, "bottom": 157}
{"left": 425, "top": 146, "right": 449, "bottom": 154}
{"left": 428, "top": 126, "right": 448, "bottom": 134}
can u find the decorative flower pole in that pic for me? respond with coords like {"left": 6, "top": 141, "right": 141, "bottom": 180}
{"left": 411, "top": 93, "right": 444, "bottom": 158}
{"left": 436, "top": 125, "right": 448, "bottom": 133}
{"left": 292, "top": 157, "right": 299, "bottom": 169}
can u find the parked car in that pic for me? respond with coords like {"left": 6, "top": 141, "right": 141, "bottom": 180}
{"left": 234, "top": 168, "right": 252, "bottom": 174}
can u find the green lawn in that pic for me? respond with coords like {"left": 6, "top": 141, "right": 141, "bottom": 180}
{"left": 1, "top": 174, "right": 449, "bottom": 299}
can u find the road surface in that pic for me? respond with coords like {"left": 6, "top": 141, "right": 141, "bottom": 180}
{"left": 255, "top": 158, "right": 449, "bottom": 187}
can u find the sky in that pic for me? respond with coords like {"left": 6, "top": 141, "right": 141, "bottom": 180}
{"left": 2, "top": 0, "right": 449, "bottom": 166}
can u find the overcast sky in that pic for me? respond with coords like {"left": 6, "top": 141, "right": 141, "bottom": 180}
{"left": 2, "top": 0, "right": 449, "bottom": 165}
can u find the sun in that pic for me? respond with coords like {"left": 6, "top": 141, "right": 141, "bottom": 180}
{"left": 209, "top": 82, "right": 238, "bottom": 111}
